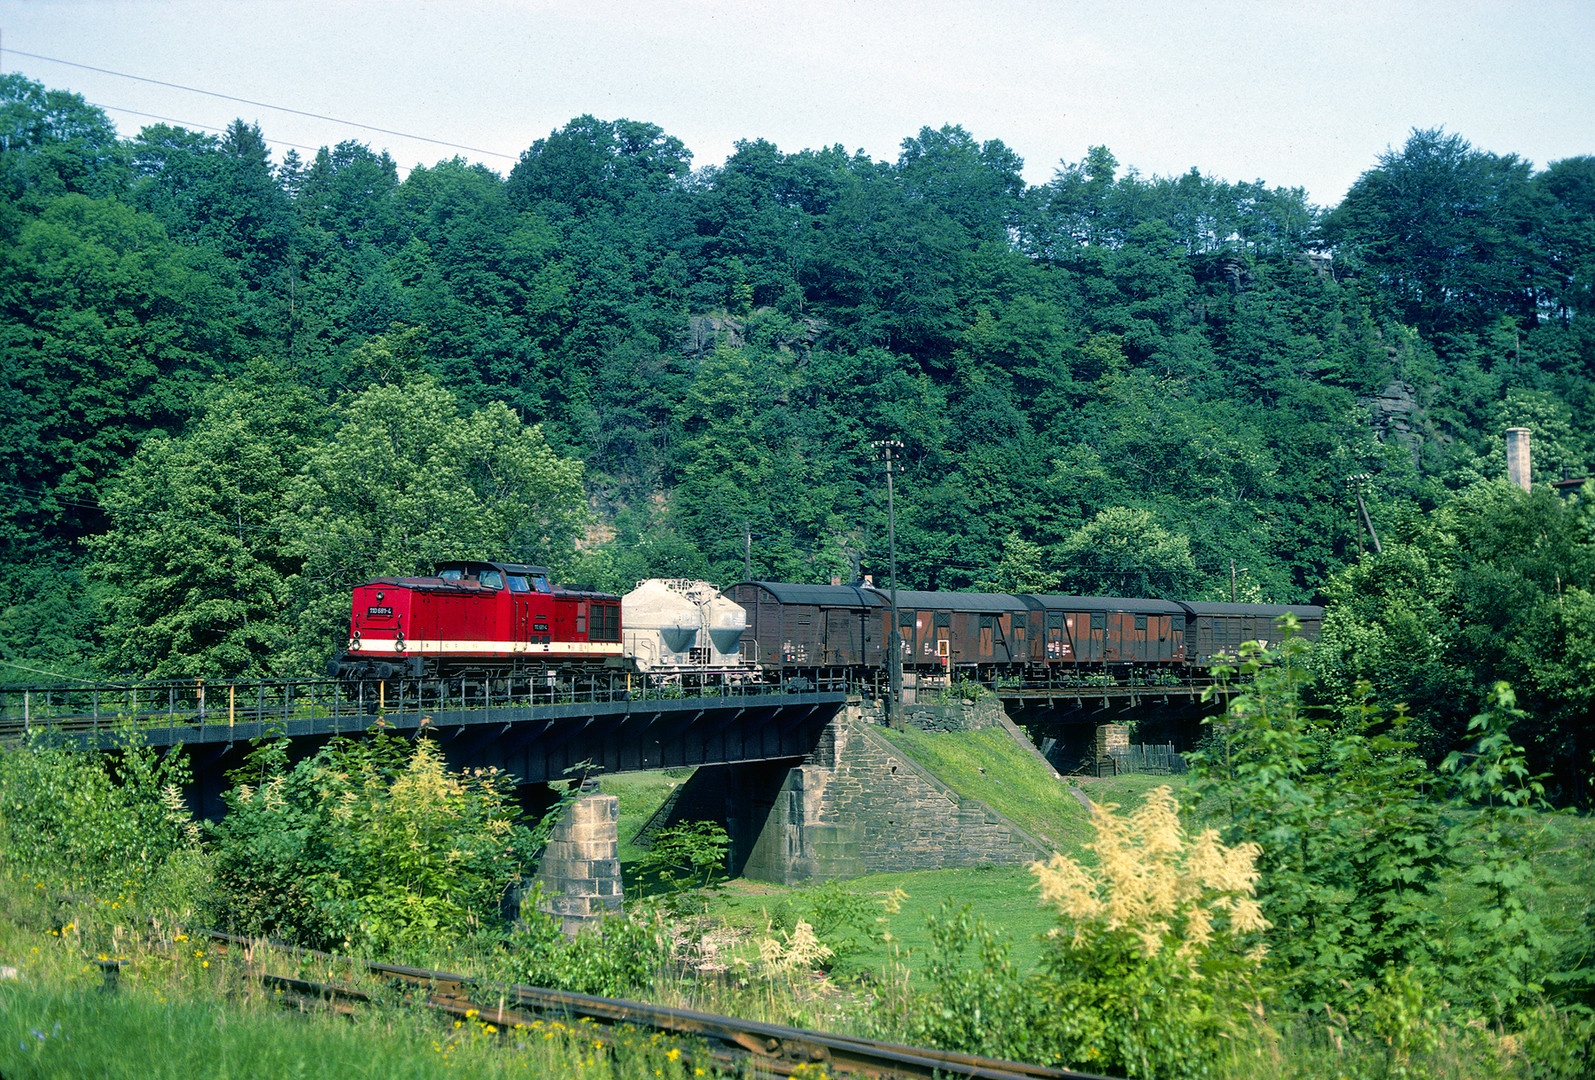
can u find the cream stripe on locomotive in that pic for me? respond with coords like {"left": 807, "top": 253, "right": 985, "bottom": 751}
{"left": 349, "top": 639, "right": 624, "bottom": 655}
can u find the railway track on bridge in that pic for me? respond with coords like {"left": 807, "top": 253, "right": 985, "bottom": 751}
{"left": 152, "top": 929, "right": 1117, "bottom": 1080}
{"left": 1, "top": 672, "right": 1224, "bottom": 743}
{"left": 0, "top": 674, "right": 846, "bottom": 741}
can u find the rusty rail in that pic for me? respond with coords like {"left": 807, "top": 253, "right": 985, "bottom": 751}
{"left": 199, "top": 931, "right": 1118, "bottom": 1080}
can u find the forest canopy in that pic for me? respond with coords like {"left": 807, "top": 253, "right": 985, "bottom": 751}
{"left": 2, "top": 72, "right": 1593, "bottom": 785}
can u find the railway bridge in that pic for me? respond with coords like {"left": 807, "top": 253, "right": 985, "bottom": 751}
{"left": 0, "top": 674, "right": 846, "bottom": 811}
{"left": 3, "top": 674, "right": 1223, "bottom": 926}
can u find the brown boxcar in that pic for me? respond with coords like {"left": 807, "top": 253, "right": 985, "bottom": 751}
{"left": 725, "top": 582, "right": 1322, "bottom": 685}
{"left": 1180, "top": 601, "right": 1324, "bottom": 668}
{"left": 1028, "top": 596, "right": 1186, "bottom": 669}
{"left": 726, "top": 581, "right": 886, "bottom": 676}
{"left": 868, "top": 591, "right": 1187, "bottom": 677}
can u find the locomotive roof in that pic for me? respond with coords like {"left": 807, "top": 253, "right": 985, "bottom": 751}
{"left": 434, "top": 559, "right": 551, "bottom": 575}
{"left": 361, "top": 561, "right": 619, "bottom": 599}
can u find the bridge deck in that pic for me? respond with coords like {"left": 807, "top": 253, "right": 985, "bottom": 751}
{"left": 0, "top": 677, "right": 850, "bottom": 783}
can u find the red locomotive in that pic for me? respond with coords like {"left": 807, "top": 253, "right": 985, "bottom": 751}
{"left": 328, "top": 560, "right": 623, "bottom": 681}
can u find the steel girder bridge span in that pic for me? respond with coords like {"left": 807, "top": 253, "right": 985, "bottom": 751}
{"left": 0, "top": 676, "right": 850, "bottom": 815}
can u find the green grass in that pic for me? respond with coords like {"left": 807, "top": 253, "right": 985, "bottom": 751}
{"left": 683, "top": 764, "right": 1202, "bottom": 985}
{"left": 0, "top": 978, "right": 702, "bottom": 1079}
{"left": 870, "top": 724, "right": 1090, "bottom": 853}
{"left": 0, "top": 878, "right": 703, "bottom": 1080}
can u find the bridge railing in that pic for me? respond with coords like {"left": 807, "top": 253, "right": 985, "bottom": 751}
{"left": 0, "top": 672, "right": 854, "bottom": 742}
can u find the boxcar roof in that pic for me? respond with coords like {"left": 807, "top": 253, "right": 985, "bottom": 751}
{"left": 892, "top": 590, "right": 1026, "bottom": 612}
{"left": 1182, "top": 601, "right": 1324, "bottom": 617}
{"left": 890, "top": 591, "right": 1188, "bottom": 615}
{"left": 733, "top": 581, "right": 887, "bottom": 607}
{"left": 1028, "top": 595, "right": 1188, "bottom": 615}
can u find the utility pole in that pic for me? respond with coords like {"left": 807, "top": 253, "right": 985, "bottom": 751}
{"left": 872, "top": 440, "right": 904, "bottom": 729}
{"left": 1347, "top": 474, "right": 1382, "bottom": 555}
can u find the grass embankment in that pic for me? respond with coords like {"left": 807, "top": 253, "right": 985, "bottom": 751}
{"left": 608, "top": 719, "right": 1190, "bottom": 983}
{"left": 870, "top": 723, "right": 1089, "bottom": 853}
{"left": 0, "top": 880, "right": 699, "bottom": 1080}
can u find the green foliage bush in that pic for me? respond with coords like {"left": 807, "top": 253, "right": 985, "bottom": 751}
{"left": 886, "top": 786, "right": 1270, "bottom": 1079}
{"left": 506, "top": 897, "right": 670, "bottom": 998}
{"left": 1193, "top": 628, "right": 1582, "bottom": 1027}
{"left": 205, "top": 732, "right": 544, "bottom": 958}
{"left": 1190, "top": 629, "right": 1451, "bottom": 1013}
{"left": 633, "top": 820, "right": 728, "bottom": 918}
{"left": 0, "top": 737, "right": 200, "bottom": 898}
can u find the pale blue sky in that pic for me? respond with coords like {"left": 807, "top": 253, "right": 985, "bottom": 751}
{"left": 2, "top": 0, "right": 1590, "bottom": 207}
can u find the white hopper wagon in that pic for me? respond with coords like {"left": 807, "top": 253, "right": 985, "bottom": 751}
{"left": 621, "top": 579, "right": 750, "bottom": 683}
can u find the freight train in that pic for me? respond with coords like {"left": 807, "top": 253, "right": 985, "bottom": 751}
{"left": 328, "top": 561, "right": 1322, "bottom": 688}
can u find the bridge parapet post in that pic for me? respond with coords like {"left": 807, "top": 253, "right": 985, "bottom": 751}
{"left": 531, "top": 789, "right": 623, "bottom": 934}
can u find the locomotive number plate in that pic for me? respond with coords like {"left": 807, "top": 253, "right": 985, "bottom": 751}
{"left": 366, "top": 606, "right": 394, "bottom": 617}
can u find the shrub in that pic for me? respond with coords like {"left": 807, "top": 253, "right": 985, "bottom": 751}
{"left": 891, "top": 787, "right": 1270, "bottom": 1079}
{"left": 0, "top": 736, "right": 198, "bottom": 896}
{"left": 205, "top": 732, "right": 544, "bottom": 958}
{"left": 1189, "top": 631, "right": 1450, "bottom": 1011}
{"left": 1026, "top": 786, "right": 1270, "bottom": 1079}
{"left": 508, "top": 897, "right": 670, "bottom": 998}
{"left": 634, "top": 820, "right": 728, "bottom": 918}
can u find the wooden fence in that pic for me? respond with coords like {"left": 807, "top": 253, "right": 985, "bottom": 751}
{"left": 1101, "top": 742, "right": 1186, "bottom": 776}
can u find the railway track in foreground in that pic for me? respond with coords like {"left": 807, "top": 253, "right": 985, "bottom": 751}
{"left": 192, "top": 930, "right": 1120, "bottom": 1080}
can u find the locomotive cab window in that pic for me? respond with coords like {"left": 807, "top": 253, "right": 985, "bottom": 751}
{"left": 479, "top": 570, "right": 503, "bottom": 590}
{"left": 592, "top": 603, "right": 621, "bottom": 642}
{"left": 507, "top": 575, "right": 531, "bottom": 593}
{"left": 531, "top": 574, "right": 551, "bottom": 593}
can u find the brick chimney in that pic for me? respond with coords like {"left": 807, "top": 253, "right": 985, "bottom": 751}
{"left": 1506, "top": 428, "right": 1531, "bottom": 491}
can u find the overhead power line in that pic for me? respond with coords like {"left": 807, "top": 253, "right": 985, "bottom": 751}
{"left": 97, "top": 103, "right": 328, "bottom": 157}
{"left": 5, "top": 48, "right": 517, "bottom": 161}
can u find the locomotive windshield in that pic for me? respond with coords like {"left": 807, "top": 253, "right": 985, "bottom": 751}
{"left": 437, "top": 564, "right": 503, "bottom": 589}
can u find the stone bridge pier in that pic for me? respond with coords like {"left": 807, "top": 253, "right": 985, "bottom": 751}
{"left": 531, "top": 788, "right": 623, "bottom": 933}
{"left": 648, "top": 699, "right": 1052, "bottom": 886}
